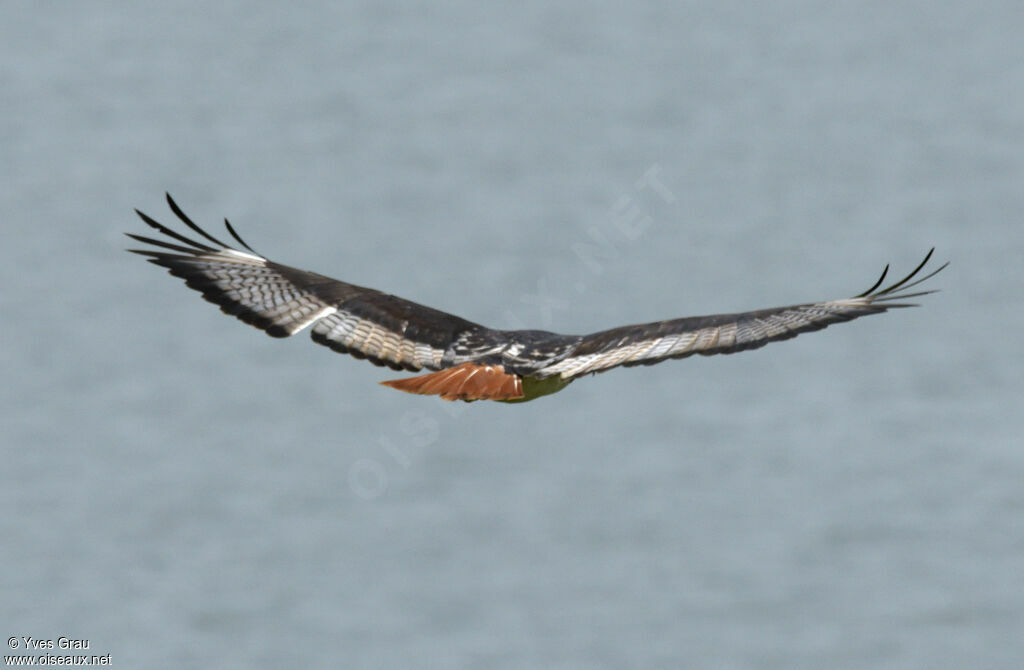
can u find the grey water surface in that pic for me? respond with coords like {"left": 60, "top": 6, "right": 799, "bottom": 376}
{"left": 2, "top": 2, "right": 1023, "bottom": 668}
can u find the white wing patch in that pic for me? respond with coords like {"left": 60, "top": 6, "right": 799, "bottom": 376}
{"left": 540, "top": 323, "right": 739, "bottom": 378}
{"left": 311, "top": 312, "right": 446, "bottom": 370}
{"left": 536, "top": 303, "right": 878, "bottom": 381}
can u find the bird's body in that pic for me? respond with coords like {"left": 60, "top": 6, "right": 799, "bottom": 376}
{"left": 128, "top": 195, "right": 946, "bottom": 403}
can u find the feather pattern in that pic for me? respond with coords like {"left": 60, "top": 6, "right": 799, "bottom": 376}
{"left": 127, "top": 195, "right": 946, "bottom": 401}
{"left": 535, "top": 250, "right": 947, "bottom": 380}
{"left": 128, "top": 194, "right": 485, "bottom": 372}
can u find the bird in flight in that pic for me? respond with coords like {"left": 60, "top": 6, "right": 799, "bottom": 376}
{"left": 127, "top": 195, "right": 946, "bottom": 403}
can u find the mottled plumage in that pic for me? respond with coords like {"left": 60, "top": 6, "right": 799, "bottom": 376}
{"left": 128, "top": 195, "right": 946, "bottom": 402}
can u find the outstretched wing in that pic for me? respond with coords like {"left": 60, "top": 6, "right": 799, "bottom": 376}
{"left": 536, "top": 251, "right": 947, "bottom": 380}
{"left": 127, "top": 194, "right": 486, "bottom": 372}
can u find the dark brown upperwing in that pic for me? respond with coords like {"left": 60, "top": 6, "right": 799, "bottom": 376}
{"left": 535, "top": 250, "right": 946, "bottom": 380}
{"left": 127, "top": 194, "right": 485, "bottom": 372}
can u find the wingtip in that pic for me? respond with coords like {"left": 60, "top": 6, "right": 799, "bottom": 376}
{"left": 125, "top": 247, "right": 161, "bottom": 257}
{"left": 855, "top": 263, "right": 889, "bottom": 298}
{"left": 165, "top": 192, "right": 186, "bottom": 219}
{"left": 134, "top": 207, "right": 162, "bottom": 230}
{"left": 857, "top": 248, "right": 947, "bottom": 299}
{"left": 223, "top": 216, "right": 260, "bottom": 255}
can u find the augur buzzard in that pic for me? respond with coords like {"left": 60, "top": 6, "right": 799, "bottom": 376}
{"left": 127, "top": 195, "right": 946, "bottom": 402}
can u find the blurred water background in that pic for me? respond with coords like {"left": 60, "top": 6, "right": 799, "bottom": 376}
{"left": 2, "top": 2, "right": 1023, "bottom": 668}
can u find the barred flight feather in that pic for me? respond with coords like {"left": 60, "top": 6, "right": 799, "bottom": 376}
{"left": 128, "top": 194, "right": 947, "bottom": 402}
{"left": 128, "top": 194, "right": 487, "bottom": 373}
{"left": 533, "top": 251, "right": 947, "bottom": 382}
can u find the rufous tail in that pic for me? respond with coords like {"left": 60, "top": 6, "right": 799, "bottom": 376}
{"left": 380, "top": 362, "right": 524, "bottom": 401}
